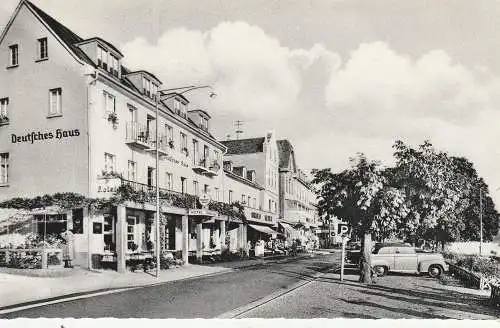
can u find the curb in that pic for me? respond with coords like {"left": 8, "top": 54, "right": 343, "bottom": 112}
{"left": 0, "top": 254, "right": 319, "bottom": 313}
{"left": 217, "top": 263, "right": 337, "bottom": 318}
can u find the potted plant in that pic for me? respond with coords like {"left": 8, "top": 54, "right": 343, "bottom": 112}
{"left": 182, "top": 147, "right": 189, "bottom": 157}
{"left": 0, "top": 114, "right": 8, "bottom": 125}
{"left": 107, "top": 112, "right": 118, "bottom": 127}
{"left": 168, "top": 139, "right": 174, "bottom": 149}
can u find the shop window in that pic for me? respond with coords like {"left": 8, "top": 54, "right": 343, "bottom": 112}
{"left": 93, "top": 222, "right": 102, "bottom": 234}
{"left": 103, "top": 215, "right": 115, "bottom": 251}
{"left": 72, "top": 208, "right": 84, "bottom": 234}
{"left": 127, "top": 216, "right": 138, "bottom": 251}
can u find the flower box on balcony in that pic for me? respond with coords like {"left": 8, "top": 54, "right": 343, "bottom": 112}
{"left": 107, "top": 112, "right": 118, "bottom": 128}
{"left": 182, "top": 147, "right": 189, "bottom": 157}
{"left": 168, "top": 140, "right": 175, "bottom": 149}
{"left": 0, "top": 115, "right": 9, "bottom": 125}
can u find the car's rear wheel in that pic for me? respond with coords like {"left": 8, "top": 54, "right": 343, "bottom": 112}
{"left": 373, "top": 265, "right": 387, "bottom": 277}
{"left": 428, "top": 264, "right": 442, "bottom": 278}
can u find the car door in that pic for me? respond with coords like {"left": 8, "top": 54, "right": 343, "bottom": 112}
{"left": 373, "top": 246, "right": 396, "bottom": 269}
{"left": 393, "top": 247, "right": 418, "bottom": 272}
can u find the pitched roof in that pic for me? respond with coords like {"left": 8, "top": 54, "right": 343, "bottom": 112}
{"left": 277, "top": 139, "right": 296, "bottom": 169}
{"left": 25, "top": 1, "right": 94, "bottom": 66}
{"left": 220, "top": 137, "right": 265, "bottom": 155}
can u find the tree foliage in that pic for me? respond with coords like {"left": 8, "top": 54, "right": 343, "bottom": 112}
{"left": 313, "top": 140, "right": 500, "bottom": 260}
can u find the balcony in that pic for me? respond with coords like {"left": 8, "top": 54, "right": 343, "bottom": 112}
{"left": 206, "top": 160, "right": 221, "bottom": 177}
{"left": 125, "top": 122, "right": 150, "bottom": 150}
{"left": 145, "top": 135, "right": 169, "bottom": 157}
{"left": 192, "top": 158, "right": 220, "bottom": 177}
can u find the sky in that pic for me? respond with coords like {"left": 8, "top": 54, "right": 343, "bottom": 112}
{"left": 2, "top": 0, "right": 500, "bottom": 203}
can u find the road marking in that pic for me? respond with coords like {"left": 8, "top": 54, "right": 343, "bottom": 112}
{"left": 217, "top": 264, "right": 337, "bottom": 319}
{"left": 0, "top": 287, "right": 141, "bottom": 315}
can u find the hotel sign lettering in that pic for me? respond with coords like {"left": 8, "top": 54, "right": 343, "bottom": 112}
{"left": 188, "top": 209, "right": 218, "bottom": 217}
{"left": 164, "top": 154, "right": 189, "bottom": 168}
{"left": 11, "top": 129, "right": 80, "bottom": 144}
{"left": 96, "top": 177, "right": 121, "bottom": 198}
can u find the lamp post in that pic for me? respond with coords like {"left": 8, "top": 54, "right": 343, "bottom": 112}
{"left": 479, "top": 188, "right": 483, "bottom": 256}
{"left": 154, "top": 85, "right": 215, "bottom": 278}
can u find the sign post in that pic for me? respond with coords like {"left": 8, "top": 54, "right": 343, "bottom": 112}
{"left": 337, "top": 223, "right": 351, "bottom": 282}
{"left": 340, "top": 236, "right": 346, "bottom": 281}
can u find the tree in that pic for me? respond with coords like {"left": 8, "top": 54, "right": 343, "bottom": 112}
{"left": 392, "top": 141, "right": 499, "bottom": 249}
{"left": 312, "top": 153, "right": 408, "bottom": 284}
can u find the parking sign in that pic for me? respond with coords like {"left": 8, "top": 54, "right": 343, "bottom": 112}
{"left": 337, "top": 223, "right": 351, "bottom": 237}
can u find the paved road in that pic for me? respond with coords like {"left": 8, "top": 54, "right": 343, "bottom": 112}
{"left": 239, "top": 265, "right": 500, "bottom": 319}
{"left": 1, "top": 254, "right": 337, "bottom": 318}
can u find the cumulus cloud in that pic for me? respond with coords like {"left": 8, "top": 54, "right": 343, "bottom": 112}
{"left": 121, "top": 21, "right": 339, "bottom": 119}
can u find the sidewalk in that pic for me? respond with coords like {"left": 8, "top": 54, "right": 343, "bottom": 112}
{"left": 0, "top": 253, "right": 314, "bottom": 309}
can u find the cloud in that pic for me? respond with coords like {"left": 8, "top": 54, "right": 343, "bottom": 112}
{"left": 121, "top": 21, "right": 339, "bottom": 119}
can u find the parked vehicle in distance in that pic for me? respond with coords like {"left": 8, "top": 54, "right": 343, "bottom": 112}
{"left": 346, "top": 242, "right": 408, "bottom": 265}
{"left": 370, "top": 243, "right": 448, "bottom": 278}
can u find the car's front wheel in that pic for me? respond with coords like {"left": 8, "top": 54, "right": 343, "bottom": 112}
{"left": 428, "top": 264, "right": 443, "bottom": 278}
{"left": 373, "top": 265, "right": 387, "bottom": 277}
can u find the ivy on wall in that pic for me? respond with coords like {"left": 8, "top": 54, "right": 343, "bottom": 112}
{"left": 0, "top": 188, "right": 247, "bottom": 222}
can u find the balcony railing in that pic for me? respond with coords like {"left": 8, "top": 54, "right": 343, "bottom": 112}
{"left": 192, "top": 158, "right": 220, "bottom": 177}
{"left": 125, "top": 122, "right": 151, "bottom": 149}
{"left": 145, "top": 135, "right": 169, "bottom": 157}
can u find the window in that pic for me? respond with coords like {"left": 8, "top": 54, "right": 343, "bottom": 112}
{"left": 103, "top": 92, "right": 115, "bottom": 113}
{"left": 203, "top": 145, "right": 209, "bottom": 166}
{"left": 181, "top": 177, "right": 187, "bottom": 194}
{"left": 248, "top": 196, "right": 251, "bottom": 206}
{"left": 0, "top": 98, "right": 8, "bottom": 124}
{"left": 142, "top": 77, "right": 151, "bottom": 97}
{"left": 228, "top": 190, "right": 233, "bottom": 203}
{"left": 97, "top": 46, "right": 108, "bottom": 70}
{"left": 192, "top": 139, "right": 198, "bottom": 165}
{"left": 193, "top": 181, "right": 199, "bottom": 196}
{"left": 147, "top": 167, "right": 155, "bottom": 188}
{"left": 241, "top": 194, "right": 246, "bottom": 204}
{"left": 104, "top": 153, "right": 115, "bottom": 173}
{"left": 110, "top": 54, "right": 119, "bottom": 77}
{"left": 214, "top": 188, "right": 220, "bottom": 201}
{"left": 0, "top": 153, "right": 8, "bottom": 185}
{"left": 165, "top": 172, "right": 173, "bottom": 190}
{"left": 165, "top": 124, "right": 173, "bottom": 142}
{"left": 9, "top": 44, "right": 18, "bottom": 66}
{"left": 180, "top": 132, "right": 187, "bottom": 152}
{"left": 128, "top": 105, "right": 137, "bottom": 123}
{"left": 269, "top": 199, "right": 272, "bottom": 212}
{"left": 49, "top": 88, "right": 62, "bottom": 116}
{"left": 252, "top": 198, "right": 256, "bottom": 208}
{"left": 204, "top": 184, "right": 209, "bottom": 194}
{"left": 37, "top": 38, "right": 48, "bottom": 60}
{"left": 127, "top": 160, "right": 136, "bottom": 181}
{"left": 127, "top": 216, "right": 137, "bottom": 250}
{"left": 200, "top": 116, "right": 208, "bottom": 130}
{"left": 174, "top": 99, "right": 181, "bottom": 114}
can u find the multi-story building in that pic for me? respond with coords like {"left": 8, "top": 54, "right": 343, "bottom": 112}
{"left": 0, "top": 0, "right": 250, "bottom": 271}
{"left": 220, "top": 132, "right": 281, "bottom": 243}
{"left": 277, "top": 140, "right": 318, "bottom": 225}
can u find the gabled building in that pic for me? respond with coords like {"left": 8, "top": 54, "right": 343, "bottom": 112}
{"left": 220, "top": 132, "right": 281, "bottom": 242}
{"left": 276, "top": 139, "right": 319, "bottom": 242}
{"left": 0, "top": 0, "right": 249, "bottom": 271}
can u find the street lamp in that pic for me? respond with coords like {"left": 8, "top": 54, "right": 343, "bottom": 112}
{"left": 154, "top": 84, "right": 216, "bottom": 278}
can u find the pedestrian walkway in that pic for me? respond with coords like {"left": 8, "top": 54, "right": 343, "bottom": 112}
{"left": 240, "top": 266, "right": 500, "bottom": 319}
{"left": 0, "top": 264, "right": 231, "bottom": 309}
{"left": 0, "top": 253, "right": 314, "bottom": 309}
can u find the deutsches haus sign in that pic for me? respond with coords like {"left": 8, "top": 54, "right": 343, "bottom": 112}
{"left": 11, "top": 128, "right": 80, "bottom": 144}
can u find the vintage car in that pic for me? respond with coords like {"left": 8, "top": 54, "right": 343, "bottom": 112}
{"left": 370, "top": 243, "right": 448, "bottom": 278}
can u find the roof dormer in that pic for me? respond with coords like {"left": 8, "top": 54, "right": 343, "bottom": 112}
{"left": 163, "top": 93, "right": 189, "bottom": 118}
{"left": 75, "top": 37, "right": 123, "bottom": 78}
{"left": 124, "top": 71, "right": 162, "bottom": 101}
{"left": 188, "top": 109, "right": 211, "bottom": 132}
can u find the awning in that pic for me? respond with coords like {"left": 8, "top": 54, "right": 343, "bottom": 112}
{"left": 249, "top": 224, "right": 280, "bottom": 235}
{"left": 280, "top": 222, "right": 301, "bottom": 238}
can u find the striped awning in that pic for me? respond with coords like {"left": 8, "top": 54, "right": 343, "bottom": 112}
{"left": 249, "top": 224, "right": 280, "bottom": 235}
